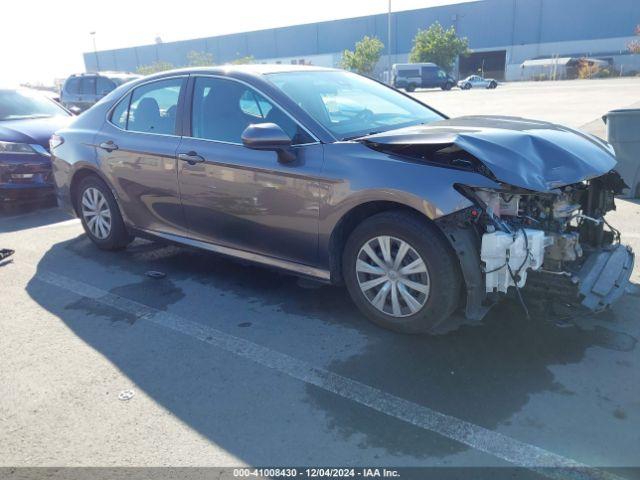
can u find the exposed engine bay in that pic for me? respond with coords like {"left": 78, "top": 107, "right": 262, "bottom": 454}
{"left": 458, "top": 171, "right": 634, "bottom": 315}
{"left": 362, "top": 115, "right": 635, "bottom": 319}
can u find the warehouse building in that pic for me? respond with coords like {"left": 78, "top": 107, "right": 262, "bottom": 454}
{"left": 84, "top": 0, "right": 640, "bottom": 81}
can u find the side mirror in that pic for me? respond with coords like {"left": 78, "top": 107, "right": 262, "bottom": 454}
{"left": 241, "top": 123, "right": 296, "bottom": 163}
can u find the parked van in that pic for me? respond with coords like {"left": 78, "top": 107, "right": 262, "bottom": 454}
{"left": 392, "top": 63, "right": 455, "bottom": 92}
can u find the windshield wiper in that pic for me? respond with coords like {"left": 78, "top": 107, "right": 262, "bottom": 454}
{"left": 343, "top": 131, "right": 382, "bottom": 141}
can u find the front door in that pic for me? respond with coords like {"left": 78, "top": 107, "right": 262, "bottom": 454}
{"left": 177, "top": 76, "right": 323, "bottom": 266}
{"left": 95, "top": 76, "right": 188, "bottom": 236}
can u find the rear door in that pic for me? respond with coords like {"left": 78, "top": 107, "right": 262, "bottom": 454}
{"left": 94, "top": 76, "right": 189, "bottom": 236}
{"left": 176, "top": 75, "right": 324, "bottom": 265}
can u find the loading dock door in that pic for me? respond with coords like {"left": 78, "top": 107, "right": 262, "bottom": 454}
{"left": 459, "top": 50, "right": 507, "bottom": 80}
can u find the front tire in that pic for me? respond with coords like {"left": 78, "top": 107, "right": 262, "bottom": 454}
{"left": 76, "top": 175, "right": 132, "bottom": 251}
{"left": 442, "top": 82, "right": 453, "bottom": 91}
{"left": 405, "top": 83, "right": 416, "bottom": 93}
{"left": 342, "top": 211, "right": 462, "bottom": 334}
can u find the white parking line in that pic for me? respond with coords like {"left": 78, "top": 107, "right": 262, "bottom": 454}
{"left": 37, "top": 269, "right": 623, "bottom": 480}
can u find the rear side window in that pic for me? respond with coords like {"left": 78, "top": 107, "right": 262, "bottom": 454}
{"left": 399, "top": 69, "right": 419, "bottom": 77}
{"left": 126, "top": 78, "right": 183, "bottom": 135}
{"left": 80, "top": 77, "right": 96, "bottom": 95}
{"left": 97, "top": 77, "right": 116, "bottom": 95}
{"left": 65, "top": 78, "right": 81, "bottom": 94}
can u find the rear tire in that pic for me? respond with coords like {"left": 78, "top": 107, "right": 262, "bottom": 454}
{"left": 489, "top": 81, "right": 497, "bottom": 89}
{"left": 342, "top": 210, "right": 462, "bottom": 334}
{"left": 76, "top": 175, "right": 132, "bottom": 251}
{"left": 442, "top": 82, "right": 453, "bottom": 91}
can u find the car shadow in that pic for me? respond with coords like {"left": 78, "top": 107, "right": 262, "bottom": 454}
{"left": 0, "top": 205, "right": 72, "bottom": 234}
{"left": 25, "top": 235, "right": 640, "bottom": 462}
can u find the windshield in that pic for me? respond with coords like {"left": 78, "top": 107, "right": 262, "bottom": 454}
{"left": 0, "top": 89, "right": 69, "bottom": 121}
{"left": 266, "top": 70, "right": 444, "bottom": 140}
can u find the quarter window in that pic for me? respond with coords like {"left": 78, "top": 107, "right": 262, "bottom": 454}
{"left": 190, "top": 77, "right": 313, "bottom": 145}
{"left": 110, "top": 93, "right": 130, "bottom": 129}
{"left": 126, "top": 78, "right": 183, "bottom": 135}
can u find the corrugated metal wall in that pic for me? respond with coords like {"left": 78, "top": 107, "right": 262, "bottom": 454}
{"left": 84, "top": 0, "right": 640, "bottom": 73}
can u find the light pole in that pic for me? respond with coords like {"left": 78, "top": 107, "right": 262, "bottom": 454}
{"left": 90, "top": 31, "right": 100, "bottom": 72}
{"left": 387, "top": 0, "right": 392, "bottom": 84}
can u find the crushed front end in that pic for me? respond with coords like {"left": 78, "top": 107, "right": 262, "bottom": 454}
{"left": 446, "top": 171, "right": 634, "bottom": 318}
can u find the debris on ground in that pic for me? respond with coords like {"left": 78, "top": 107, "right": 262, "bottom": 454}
{"left": 118, "top": 389, "right": 135, "bottom": 401}
{"left": 0, "top": 249, "right": 15, "bottom": 266}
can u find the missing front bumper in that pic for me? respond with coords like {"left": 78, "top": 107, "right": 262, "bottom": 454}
{"left": 525, "top": 244, "right": 635, "bottom": 312}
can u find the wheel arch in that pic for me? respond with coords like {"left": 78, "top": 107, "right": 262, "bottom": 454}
{"left": 327, "top": 200, "right": 452, "bottom": 284}
{"left": 69, "top": 164, "right": 114, "bottom": 216}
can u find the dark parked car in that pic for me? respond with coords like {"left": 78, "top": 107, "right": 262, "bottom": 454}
{"left": 51, "top": 66, "right": 634, "bottom": 334}
{"left": 60, "top": 72, "right": 141, "bottom": 113}
{"left": 0, "top": 87, "right": 72, "bottom": 206}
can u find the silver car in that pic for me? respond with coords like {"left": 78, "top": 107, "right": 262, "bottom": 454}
{"left": 458, "top": 75, "right": 498, "bottom": 90}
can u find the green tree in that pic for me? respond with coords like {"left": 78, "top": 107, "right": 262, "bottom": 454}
{"left": 229, "top": 55, "right": 255, "bottom": 65}
{"left": 340, "top": 36, "right": 384, "bottom": 76}
{"left": 409, "top": 21, "right": 469, "bottom": 72}
{"left": 187, "top": 50, "right": 214, "bottom": 66}
{"left": 136, "top": 61, "right": 174, "bottom": 75}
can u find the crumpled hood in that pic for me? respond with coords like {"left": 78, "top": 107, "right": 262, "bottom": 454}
{"left": 0, "top": 115, "right": 72, "bottom": 149}
{"left": 362, "top": 116, "right": 617, "bottom": 192}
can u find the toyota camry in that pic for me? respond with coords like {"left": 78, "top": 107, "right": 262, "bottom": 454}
{"left": 50, "top": 65, "right": 634, "bottom": 334}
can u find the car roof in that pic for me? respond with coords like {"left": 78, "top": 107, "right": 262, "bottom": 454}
{"left": 66, "top": 71, "right": 140, "bottom": 79}
{"left": 139, "top": 64, "right": 338, "bottom": 82}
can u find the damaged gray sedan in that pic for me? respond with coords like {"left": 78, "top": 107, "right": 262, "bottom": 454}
{"left": 51, "top": 66, "right": 634, "bottom": 334}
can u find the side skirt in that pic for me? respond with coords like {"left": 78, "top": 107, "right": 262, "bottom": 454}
{"left": 135, "top": 228, "right": 332, "bottom": 283}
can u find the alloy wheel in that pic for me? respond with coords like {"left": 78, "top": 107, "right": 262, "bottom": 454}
{"left": 81, "top": 187, "right": 112, "bottom": 240}
{"left": 356, "top": 235, "right": 430, "bottom": 317}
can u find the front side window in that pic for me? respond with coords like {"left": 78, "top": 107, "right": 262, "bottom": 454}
{"left": 267, "top": 70, "right": 443, "bottom": 140}
{"left": 126, "top": 78, "right": 183, "bottom": 135}
{"left": 191, "top": 77, "right": 313, "bottom": 145}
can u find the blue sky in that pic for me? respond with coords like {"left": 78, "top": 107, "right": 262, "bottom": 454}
{"left": 2, "top": 0, "right": 474, "bottom": 85}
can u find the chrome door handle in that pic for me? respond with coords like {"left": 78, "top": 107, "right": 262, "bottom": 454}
{"left": 99, "top": 141, "right": 119, "bottom": 152}
{"left": 178, "top": 152, "right": 205, "bottom": 165}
